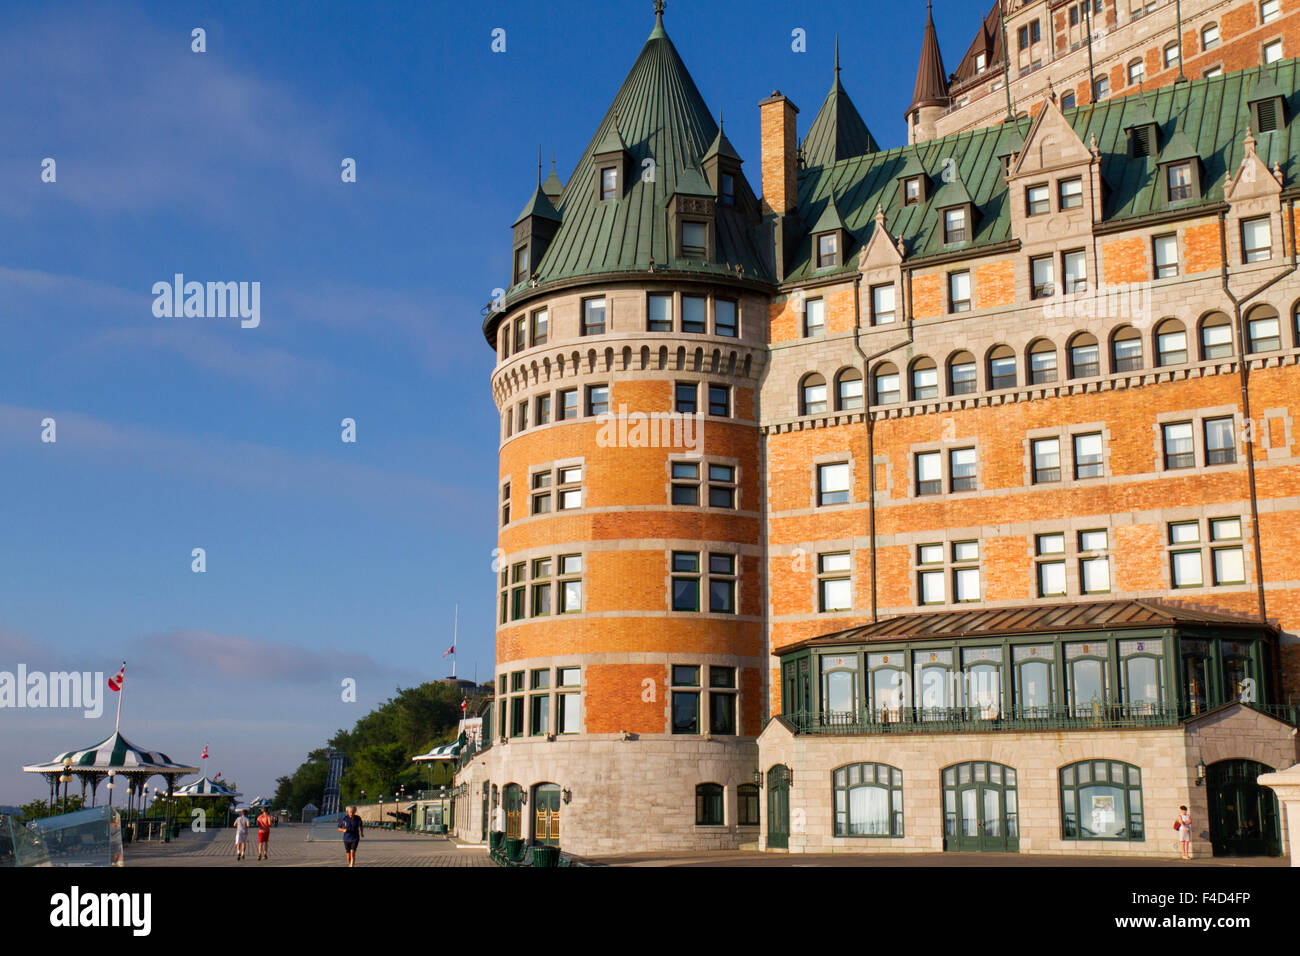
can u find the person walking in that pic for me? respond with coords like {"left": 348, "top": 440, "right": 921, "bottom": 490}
{"left": 1176, "top": 804, "right": 1193, "bottom": 859}
{"left": 338, "top": 806, "right": 364, "bottom": 867}
{"left": 256, "top": 807, "right": 273, "bottom": 860}
{"left": 233, "top": 809, "right": 249, "bottom": 861}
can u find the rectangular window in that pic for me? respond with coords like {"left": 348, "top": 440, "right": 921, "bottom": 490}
{"left": 1262, "top": 0, "right": 1280, "bottom": 23}
{"left": 557, "top": 466, "right": 583, "bottom": 510}
{"left": 818, "top": 552, "right": 852, "bottom": 612}
{"left": 1036, "top": 533, "right": 1068, "bottom": 597}
{"left": 818, "top": 462, "right": 850, "bottom": 505}
{"left": 949, "top": 447, "right": 977, "bottom": 492}
{"left": 1030, "top": 347, "right": 1057, "bottom": 384}
{"left": 1094, "top": 75, "right": 1109, "bottom": 100}
{"left": 1249, "top": 314, "right": 1281, "bottom": 352}
{"left": 514, "top": 247, "right": 529, "bottom": 285}
{"left": 558, "top": 554, "right": 582, "bottom": 612}
{"left": 953, "top": 540, "right": 980, "bottom": 602}
{"left": 600, "top": 166, "right": 618, "bottom": 200}
{"left": 648, "top": 293, "right": 673, "bottom": 332}
{"left": 943, "top": 208, "right": 967, "bottom": 243}
{"left": 1204, "top": 417, "right": 1236, "bottom": 465}
{"left": 551, "top": 390, "right": 575, "bottom": 423}
{"left": 1063, "top": 250, "right": 1087, "bottom": 292}
{"left": 1079, "top": 530, "right": 1110, "bottom": 593}
{"left": 530, "top": 471, "right": 552, "bottom": 515}
{"left": 531, "top": 308, "right": 549, "bottom": 346}
{"left": 1210, "top": 517, "right": 1245, "bottom": 585}
{"left": 949, "top": 271, "right": 971, "bottom": 312}
{"left": 720, "top": 172, "right": 735, "bottom": 206}
{"left": 817, "top": 232, "right": 839, "bottom": 267}
{"left": 1265, "top": 39, "right": 1283, "bottom": 64}
{"left": 535, "top": 393, "right": 551, "bottom": 426}
{"left": 918, "top": 544, "right": 945, "bottom": 605}
{"left": 708, "top": 464, "right": 736, "bottom": 508}
{"left": 1027, "top": 184, "right": 1050, "bottom": 215}
{"left": 715, "top": 299, "right": 738, "bottom": 337}
{"left": 681, "top": 221, "right": 708, "bottom": 257}
{"left": 682, "top": 295, "right": 707, "bottom": 334}
{"left": 586, "top": 385, "right": 609, "bottom": 416}
{"left": 513, "top": 316, "right": 527, "bottom": 352}
{"left": 558, "top": 693, "right": 580, "bottom": 734}
{"left": 510, "top": 696, "right": 524, "bottom": 737}
{"left": 904, "top": 177, "right": 922, "bottom": 206}
{"left": 530, "top": 558, "right": 551, "bottom": 616}
{"left": 671, "top": 461, "right": 699, "bottom": 505}
{"left": 916, "top": 451, "right": 942, "bottom": 496}
{"left": 1167, "top": 162, "right": 1193, "bottom": 202}
{"left": 501, "top": 481, "right": 511, "bottom": 525}
{"left": 871, "top": 284, "right": 896, "bottom": 325}
{"left": 709, "top": 667, "right": 737, "bottom": 735}
{"left": 708, "top": 384, "right": 730, "bottom": 417}
{"left": 530, "top": 694, "right": 549, "bottom": 736}
{"left": 804, "top": 297, "right": 825, "bottom": 336}
{"left": 1153, "top": 234, "right": 1179, "bottom": 278}
{"left": 671, "top": 665, "right": 700, "bottom": 734}
{"left": 1170, "top": 522, "right": 1202, "bottom": 587}
{"left": 516, "top": 400, "right": 528, "bottom": 432}
{"left": 1031, "top": 255, "right": 1055, "bottom": 298}
{"left": 1203, "top": 24, "right": 1220, "bottom": 49}
{"left": 1059, "top": 177, "right": 1083, "bottom": 209}
{"left": 1073, "top": 432, "right": 1103, "bottom": 479}
{"left": 671, "top": 552, "right": 700, "bottom": 612}
{"left": 1032, "top": 437, "right": 1061, "bottom": 484}
{"left": 674, "top": 382, "right": 698, "bottom": 414}
{"left": 1158, "top": 326, "right": 1187, "bottom": 365}
{"left": 1163, "top": 421, "right": 1195, "bottom": 469}
{"left": 582, "top": 297, "right": 606, "bottom": 335}
{"left": 1243, "top": 217, "right": 1272, "bottom": 262}
{"left": 1164, "top": 43, "right": 1180, "bottom": 68}
{"left": 708, "top": 553, "right": 737, "bottom": 614}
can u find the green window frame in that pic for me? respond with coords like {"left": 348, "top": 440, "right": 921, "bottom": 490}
{"left": 833, "top": 762, "right": 904, "bottom": 837}
{"left": 737, "top": 783, "right": 760, "bottom": 826}
{"left": 1060, "top": 760, "right": 1144, "bottom": 841}
{"left": 672, "top": 665, "right": 700, "bottom": 734}
{"left": 695, "top": 783, "right": 724, "bottom": 826}
{"left": 671, "top": 551, "right": 701, "bottom": 612}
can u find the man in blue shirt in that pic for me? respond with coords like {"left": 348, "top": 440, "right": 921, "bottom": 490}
{"left": 338, "top": 806, "right": 364, "bottom": 867}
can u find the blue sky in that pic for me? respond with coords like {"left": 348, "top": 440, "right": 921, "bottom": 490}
{"left": 0, "top": 0, "right": 986, "bottom": 802}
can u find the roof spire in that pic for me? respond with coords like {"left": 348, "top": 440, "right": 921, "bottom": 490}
{"left": 909, "top": 1, "right": 949, "bottom": 115}
{"left": 834, "top": 35, "right": 841, "bottom": 79}
{"left": 650, "top": 0, "right": 667, "bottom": 39}
{"left": 538, "top": 144, "right": 543, "bottom": 187}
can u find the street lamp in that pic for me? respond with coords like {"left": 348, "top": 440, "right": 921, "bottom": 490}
{"left": 60, "top": 758, "right": 73, "bottom": 813}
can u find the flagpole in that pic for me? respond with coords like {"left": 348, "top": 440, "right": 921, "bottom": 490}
{"left": 452, "top": 604, "right": 458, "bottom": 680}
{"left": 113, "top": 664, "right": 125, "bottom": 734}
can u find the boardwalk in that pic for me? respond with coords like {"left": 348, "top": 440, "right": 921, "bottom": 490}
{"left": 125, "top": 825, "right": 494, "bottom": 868}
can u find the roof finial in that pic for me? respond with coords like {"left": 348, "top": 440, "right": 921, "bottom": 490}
{"left": 835, "top": 35, "right": 841, "bottom": 78}
{"left": 649, "top": 0, "right": 667, "bottom": 39}
{"left": 538, "top": 145, "right": 543, "bottom": 187}
{"left": 551, "top": 151, "right": 556, "bottom": 173}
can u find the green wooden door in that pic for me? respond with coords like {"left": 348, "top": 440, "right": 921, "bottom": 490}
{"left": 767, "top": 765, "right": 790, "bottom": 850}
{"left": 532, "top": 784, "right": 561, "bottom": 847}
{"left": 502, "top": 784, "right": 523, "bottom": 840}
{"left": 943, "top": 762, "right": 1019, "bottom": 852}
{"left": 1207, "top": 760, "right": 1281, "bottom": 857}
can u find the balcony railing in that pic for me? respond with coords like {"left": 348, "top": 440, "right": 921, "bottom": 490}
{"left": 778, "top": 704, "right": 1182, "bottom": 735}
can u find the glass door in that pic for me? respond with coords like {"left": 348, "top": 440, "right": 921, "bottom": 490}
{"left": 943, "top": 762, "right": 1019, "bottom": 852}
{"left": 767, "top": 765, "right": 790, "bottom": 850}
{"left": 1207, "top": 760, "right": 1281, "bottom": 857}
{"left": 532, "top": 783, "right": 561, "bottom": 847}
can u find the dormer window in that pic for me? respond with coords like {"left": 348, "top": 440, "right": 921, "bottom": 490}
{"left": 943, "top": 208, "right": 967, "bottom": 244}
{"left": 600, "top": 166, "right": 619, "bottom": 200}
{"left": 976, "top": 53, "right": 987, "bottom": 73}
{"left": 720, "top": 173, "right": 735, "bottom": 206}
{"left": 1255, "top": 97, "right": 1282, "bottom": 132}
{"left": 1131, "top": 125, "right": 1157, "bottom": 158}
{"left": 514, "top": 246, "right": 529, "bottom": 284}
{"left": 816, "top": 233, "right": 839, "bottom": 268}
{"left": 1248, "top": 75, "right": 1287, "bottom": 134}
{"left": 681, "top": 220, "right": 708, "bottom": 258}
{"left": 1167, "top": 162, "right": 1194, "bottom": 201}
{"left": 904, "top": 177, "right": 923, "bottom": 206}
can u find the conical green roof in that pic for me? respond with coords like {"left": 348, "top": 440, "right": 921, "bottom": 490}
{"left": 495, "top": 6, "right": 770, "bottom": 313}
{"left": 1160, "top": 128, "right": 1198, "bottom": 163}
{"left": 542, "top": 163, "right": 565, "bottom": 200}
{"left": 810, "top": 189, "right": 848, "bottom": 233}
{"left": 1123, "top": 93, "right": 1157, "bottom": 130}
{"left": 513, "top": 185, "right": 562, "bottom": 226}
{"left": 1248, "top": 68, "right": 1284, "bottom": 104}
{"left": 702, "top": 122, "right": 742, "bottom": 163}
{"left": 803, "top": 45, "right": 880, "bottom": 167}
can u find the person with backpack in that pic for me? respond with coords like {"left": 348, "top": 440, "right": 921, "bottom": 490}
{"left": 1175, "top": 805, "right": 1193, "bottom": 859}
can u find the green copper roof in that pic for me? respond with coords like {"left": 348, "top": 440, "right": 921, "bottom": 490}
{"left": 496, "top": 6, "right": 770, "bottom": 315}
{"left": 702, "top": 122, "right": 741, "bottom": 163}
{"left": 513, "top": 185, "right": 562, "bottom": 226}
{"left": 802, "top": 50, "right": 880, "bottom": 168}
{"left": 1159, "top": 128, "right": 1198, "bottom": 163}
{"left": 785, "top": 60, "right": 1300, "bottom": 283}
{"left": 809, "top": 189, "right": 848, "bottom": 234}
{"left": 895, "top": 146, "right": 927, "bottom": 180}
{"left": 542, "top": 163, "right": 565, "bottom": 200}
{"left": 931, "top": 170, "right": 973, "bottom": 208}
{"left": 1122, "top": 93, "right": 1157, "bottom": 130}
{"left": 1248, "top": 68, "right": 1284, "bottom": 104}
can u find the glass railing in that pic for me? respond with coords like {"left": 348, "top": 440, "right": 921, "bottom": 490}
{"left": 0, "top": 807, "right": 124, "bottom": 866}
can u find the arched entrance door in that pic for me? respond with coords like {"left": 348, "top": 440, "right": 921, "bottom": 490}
{"left": 942, "top": 761, "right": 1019, "bottom": 852}
{"left": 533, "top": 783, "right": 561, "bottom": 847}
{"left": 502, "top": 784, "right": 523, "bottom": 840}
{"left": 1207, "top": 760, "right": 1281, "bottom": 857}
{"left": 767, "top": 765, "right": 790, "bottom": 850}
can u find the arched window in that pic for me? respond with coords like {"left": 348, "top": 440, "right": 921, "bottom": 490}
{"left": 1127, "top": 58, "right": 1144, "bottom": 86}
{"left": 987, "top": 345, "right": 1017, "bottom": 390}
{"left": 1154, "top": 318, "right": 1187, "bottom": 366}
{"left": 1059, "top": 760, "right": 1144, "bottom": 841}
{"left": 1027, "top": 338, "right": 1058, "bottom": 384}
{"left": 910, "top": 357, "right": 938, "bottom": 400}
{"left": 835, "top": 367, "right": 864, "bottom": 410}
{"left": 1068, "top": 332, "right": 1100, "bottom": 378}
{"left": 1111, "top": 325, "right": 1143, "bottom": 372}
{"left": 833, "top": 763, "right": 904, "bottom": 837}
{"left": 1202, "top": 22, "right": 1219, "bottom": 51}
{"left": 502, "top": 783, "right": 523, "bottom": 839}
{"left": 948, "top": 351, "right": 977, "bottom": 395}
{"left": 873, "top": 363, "right": 900, "bottom": 405}
{"left": 800, "top": 373, "right": 827, "bottom": 415}
{"left": 737, "top": 783, "right": 760, "bottom": 827}
{"left": 695, "top": 783, "right": 724, "bottom": 826}
{"left": 1198, "top": 312, "right": 1233, "bottom": 360}
{"left": 1246, "top": 304, "right": 1281, "bottom": 353}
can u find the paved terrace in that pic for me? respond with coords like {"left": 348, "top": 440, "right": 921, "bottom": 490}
{"left": 125, "top": 825, "right": 1287, "bottom": 867}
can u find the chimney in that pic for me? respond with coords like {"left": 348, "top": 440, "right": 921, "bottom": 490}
{"left": 759, "top": 91, "right": 798, "bottom": 216}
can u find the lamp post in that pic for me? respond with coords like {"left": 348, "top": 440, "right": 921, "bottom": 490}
{"left": 60, "top": 758, "right": 73, "bottom": 813}
{"left": 106, "top": 771, "right": 115, "bottom": 809}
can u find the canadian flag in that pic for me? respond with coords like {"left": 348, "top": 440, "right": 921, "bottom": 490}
{"left": 201, "top": 746, "right": 209, "bottom": 760}
{"left": 214, "top": 771, "right": 222, "bottom": 780}
{"left": 108, "top": 664, "right": 125, "bottom": 692}
{"left": 442, "top": 644, "right": 455, "bottom": 659}
{"left": 460, "top": 697, "right": 467, "bottom": 714}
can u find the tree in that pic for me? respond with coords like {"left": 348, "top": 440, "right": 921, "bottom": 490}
{"left": 17, "top": 796, "right": 85, "bottom": 823}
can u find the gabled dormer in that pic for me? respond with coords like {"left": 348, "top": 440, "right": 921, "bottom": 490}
{"left": 809, "top": 189, "right": 850, "bottom": 269}
{"left": 666, "top": 165, "right": 716, "bottom": 261}
{"left": 931, "top": 169, "right": 976, "bottom": 246}
{"left": 997, "top": 123, "right": 1026, "bottom": 178}
{"left": 1123, "top": 95, "right": 1160, "bottom": 159}
{"left": 701, "top": 119, "right": 744, "bottom": 208}
{"left": 1247, "top": 71, "right": 1288, "bottom": 135}
{"left": 1006, "top": 93, "right": 1100, "bottom": 245}
{"left": 511, "top": 184, "right": 562, "bottom": 286}
{"left": 1157, "top": 130, "right": 1202, "bottom": 206}
{"left": 896, "top": 148, "right": 930, "bottom": 208}
{"left": 592, "top": 121, "right": 630, "bottom": 201}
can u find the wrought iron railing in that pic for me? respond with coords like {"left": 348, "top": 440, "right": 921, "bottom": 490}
{"left": 775, "top": 704, "right": 1182, "bottom": 735}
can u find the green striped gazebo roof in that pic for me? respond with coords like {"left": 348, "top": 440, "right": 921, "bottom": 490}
{"left": 171, "top": 775, "right": 241, "bottom": 798}
{"left": 22, "top": 731, "right": 199, "bottom": 776}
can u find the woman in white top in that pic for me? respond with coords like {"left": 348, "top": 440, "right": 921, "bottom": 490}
{"left": 1176, "top": 805, "right": 1192, "bottom": 859}
{"left": 233, "top": 810, "right": 249, "bottom": 860}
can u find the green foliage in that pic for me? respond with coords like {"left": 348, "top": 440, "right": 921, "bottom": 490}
{"left": 16, "top": 796, "right": 85, "bottom": 822}
{"left": 274, "top": 681, "right": 481, "bottom": 814}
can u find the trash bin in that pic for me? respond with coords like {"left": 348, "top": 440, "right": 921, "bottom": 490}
{"left": 488, "top": 831, "right": 503, "bottom": 851}
{"left": 531, "top": 846, "right": 560, "bottom": 868}
{"left": 504, "top": 837, "right": 524, "bottom": 862}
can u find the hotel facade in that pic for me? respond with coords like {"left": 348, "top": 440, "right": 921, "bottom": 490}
{"left": 453, "top": 0, "right": 1300, "bottom": 859}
